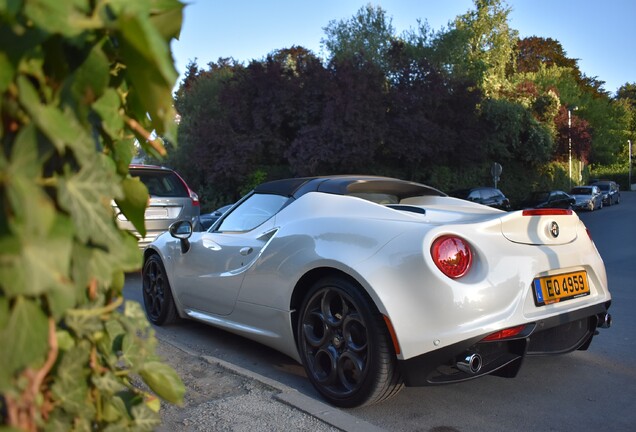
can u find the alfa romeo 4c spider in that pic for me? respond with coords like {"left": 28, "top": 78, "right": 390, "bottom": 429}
{"left": 141, "top": 176, "right": 612, "bottom": 407}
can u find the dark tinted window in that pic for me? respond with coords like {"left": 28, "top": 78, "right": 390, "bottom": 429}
{"left": 132, "top": 170, "right": 188, "bottom": 197}
{"left": 218, "top": 193, "right": 288, "bottom": 232}
{"left": 467, "top": 190, "right": 481, "bottom": 200}
{"left": 571, "top": 187, "right": 591, "bottom": 195}
{"left": 530, "top": 192, "right": 549, "bottom": 201}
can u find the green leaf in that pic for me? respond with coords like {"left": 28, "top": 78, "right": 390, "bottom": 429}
{"left": 148, "top": 0, "right": 185, "bottom": 41}
{"left": 0, "top": 213, "right": 74, "bottom": 297}
{"left": 17, "top": 76, "right": 93, "bottom": 160}
{"left": 3, "top": 124, "right": 56, "bottom": 240}
{"left": 64, "top": 308, "right": 105, "bottom": 339}
{"left": 56, "top": 330, "right": 75, "bottom": 351}
{"left": 92, "top": 372, "right": 127, "bottom": 394}
{"left": 112, "top": 139, "right": 135, "bottom": 176}
{"left": 46, "top": 285, "right": 78, "bottom": 320}
{"left": 0, "top": 21, "right": 46, "bottom": 94}
{"left": 24, "top": 0, "right": 91, "bottom": 37}
{"left": 115, "top": 177, "right": 148, "bottom": 236}
{"left": 0, "top": 50, "right": 15, "bottom": 94}
{"left": 139, "top": 361, "right": 185, "bottom": 405}
{"left": 119, "top": 332, "right": 136, "bottom": 367}
{"left": 131, "top": 402, "right": 161, "bottom": 431}
{"left": 51, "top": 341, "right": 94, "bottom": 417}
{"left": 56, "top": 154, "right": 122, "bottom": 246}
{"left": 118, "top": 13, "right": 178, "bottom": 134}
{"left": 101, "top": 396, "right": 126, "bottom": 423}
{"left": 93, "top": 89, "right": 125, "bottom": 139}
{"left": 89, "top": 231, "right": 142, "bottom": 284}
{"left": 0, "top": 297, "right": 49, "bottom": 388}
{"left": 66, "top": 43, "right": 110, "bottom": 106}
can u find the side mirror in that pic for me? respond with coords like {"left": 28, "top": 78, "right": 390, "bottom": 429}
{"left": 169, "top": 220, "right": 192, "bottom": 253}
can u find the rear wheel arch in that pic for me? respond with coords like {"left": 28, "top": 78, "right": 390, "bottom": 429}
{"left": 290, "top": 268, "right": 375, "bottom": 343}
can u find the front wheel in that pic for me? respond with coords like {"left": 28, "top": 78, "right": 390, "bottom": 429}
{"left": 297, "top": 277, "right": 403, "bottom": 407}
{"left": 142, "top": 254, "right": 179, "bottom": 325}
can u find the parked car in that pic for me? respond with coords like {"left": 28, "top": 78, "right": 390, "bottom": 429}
{"left": 449, "top": 187, "right": 511, "bottom": 211}
{"left": 591, "top": 181, "right": 620, "bottom": 206}
{"left": 196, "top": 204, "right": 233, "bottom": 231}
{"left": 114, "top": 165, "right": 200, "bottom": 248}
{"left": 519, "top": 190, "right": 575, "bottom": 210}
{"left": 570, "top": 185, "right": 603, "bottom": 211}
{"left": 142, "top": 175, "right": 611, "bottom": 407}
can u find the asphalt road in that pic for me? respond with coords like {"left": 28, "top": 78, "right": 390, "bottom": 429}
{"left": 124, "top": 192, "right": 636, "bottom": 432}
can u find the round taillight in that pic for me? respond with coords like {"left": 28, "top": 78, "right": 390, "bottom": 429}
{"left": 431, "top": 235, "right": 472, "bottom": 279}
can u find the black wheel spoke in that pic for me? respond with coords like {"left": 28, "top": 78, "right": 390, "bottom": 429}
{"left": 343, "top": 312, "right": 368, "bottom": 353}
{"left": 337, "top": 350, "right": 365, "bottom": 390}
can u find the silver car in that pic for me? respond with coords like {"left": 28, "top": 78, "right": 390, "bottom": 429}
{"left": 570, "top": 185, "right": 603, "bottom": 211}
{"left": 115, "top": 165, "right": 200, "bottom": 248}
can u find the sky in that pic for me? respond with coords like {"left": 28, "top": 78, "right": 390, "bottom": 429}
{"left": 171, "top": 1, "right": 636, "bottom": 96}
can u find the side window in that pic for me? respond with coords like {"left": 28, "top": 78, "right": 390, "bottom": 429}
{"left": 467, "top": 190, "right": 481, "bottom": 201}
{"left": 217, "top": 193, "right": 288, "bottom": 232}
{"left": 483, "top": 189, "right": 497, "bottom": 200}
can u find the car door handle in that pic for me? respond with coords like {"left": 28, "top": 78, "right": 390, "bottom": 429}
{"left": 240, "top": 247, "right": 253, "bottom": 256}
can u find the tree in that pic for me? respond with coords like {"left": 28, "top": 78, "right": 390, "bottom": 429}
{"left": 479, "top": 99, "right": 554, "bottom": 164}
{"left": 321, "top": 4, "right": 396, "bottom": 74}
{"left": 516, "top": 37, "right": 578, "bottom": 73}
{"left": 1, "top": 1, "right": 185, "bottom": 429}
{"left": 554, "top": 107, "right": 593, "bottom": 164}
{"left": 288, "top": 55, "right": 387, "bottom": 175}
{"left": 617, "top": 82, "right": 636, "bottom": 108}
{"left": 453, "top": 0, "right": 519, "bottom": 97}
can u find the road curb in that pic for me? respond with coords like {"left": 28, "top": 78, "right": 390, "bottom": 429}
{"left": 159, "top": 335, "right": 386, "bottom": 432}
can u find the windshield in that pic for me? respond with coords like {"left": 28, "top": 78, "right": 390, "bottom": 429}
{"left": 571, "top": 187, "right": 591, "bottom": 195}
{"left": 528, "top": 192, "right": 549, "bottom": 201}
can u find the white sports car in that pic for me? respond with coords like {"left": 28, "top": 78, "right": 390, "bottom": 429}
{"left": 142, "top": 176, "right": 612, "bottom": 407}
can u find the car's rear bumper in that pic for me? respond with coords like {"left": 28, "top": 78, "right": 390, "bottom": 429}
{"left": 397, "top": 301, "right": 611, "bottom": 386}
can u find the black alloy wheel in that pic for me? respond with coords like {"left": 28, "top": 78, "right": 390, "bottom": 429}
{"left": 297, "top": 277, "right": 403, "bottom": 407}
{"left": 142, "top": 254, "right": 179, "bottom": 325}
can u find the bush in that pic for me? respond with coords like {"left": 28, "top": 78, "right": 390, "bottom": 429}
{"left": 590, "top": 163, "right": 633, "bottom": 190}
{"left": 1, "top": 1, "right": 185, "bottom": 429}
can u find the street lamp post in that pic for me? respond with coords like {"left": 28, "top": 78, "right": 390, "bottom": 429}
{"left": 629, "top": 139, "right": 632, "bottom": 191}
{"left": 568, "top": 107, "right": 578, "bottom": 189}
{"left": 568, "top": 109, "right": 572, "bottom": 190}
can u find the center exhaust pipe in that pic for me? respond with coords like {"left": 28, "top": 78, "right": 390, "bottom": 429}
{"left": 457, "top": 353, "right": 482, "bottom": 374}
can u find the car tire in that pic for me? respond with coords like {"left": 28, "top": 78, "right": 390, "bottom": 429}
{"left": 142, "top": 254, "right": 180, "bottom": 325}
{"left": 297, "top": 277, "right": 403, "bottom": 407}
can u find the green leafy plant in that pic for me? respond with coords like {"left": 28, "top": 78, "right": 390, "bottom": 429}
{"left": 1, "top": 1, "right": 185, "bottom": 430}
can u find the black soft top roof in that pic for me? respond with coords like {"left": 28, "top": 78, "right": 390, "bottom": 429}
{"left": 254, "top": 176, "right": 446, "bottom": 200}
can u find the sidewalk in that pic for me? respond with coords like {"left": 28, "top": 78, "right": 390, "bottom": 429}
{"left": 155, "top": 337, "right": 386, "bottom": 432}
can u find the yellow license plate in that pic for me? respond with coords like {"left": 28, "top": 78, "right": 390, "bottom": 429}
{"left": 532, "top": 271, "right": 590, "bottom": 306}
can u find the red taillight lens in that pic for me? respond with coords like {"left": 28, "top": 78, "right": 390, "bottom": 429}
{"left": 431, "top": 235, "right": 472, "bottom": 279}
{"left": 482, "top": 325, "right": 526, "bottom": 341}
{"left": 190, "top": 190, "right": 200, "bottom": 206}
{"left": 522, "top": 209, "right": 572, "bottom": 216}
